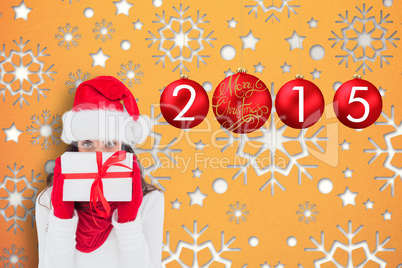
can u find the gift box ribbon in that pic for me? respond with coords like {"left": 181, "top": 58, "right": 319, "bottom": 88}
{"left": 64, "top": 150, "right": 133, "bottom": 219}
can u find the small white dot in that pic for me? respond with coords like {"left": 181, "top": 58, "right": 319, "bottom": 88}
{"left": 44, "top": 160, "right": 55, "bottom": 174}
{"left": 333, "top": 81, "right": 342, "bottom": 91}
{"left": 120, "top": 40, "right": 131, "bottom": 50}
{"left": 152, "top": 0, "right": 163, "bottom": 7}
{"left": 318, "top": 178, "right": 333, "bottom": 194}
{"left": 220, "top": 45, "right": 236, "bottom": 61}
{"left": 212, "top": 178, "right": 228, "bottom": 194}
{"left": 287, "top": 236, "right": 297, "bottom": 247}
{"left": 248, "top": 236, "right": 259, "bottom": 247}
{"left": 202, "top": 81, "right": 213, "bottom": 92}
{"left": 309, "top": 45, "right": 325, "bottom": 61}
{"left": 383, "top": 0, "right": 393, "bottom": 7}
{"left": 84, "top": 7, "right": 94, "bottom": 18}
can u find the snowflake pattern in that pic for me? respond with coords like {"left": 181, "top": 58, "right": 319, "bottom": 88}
{"left": 363, "top": 105, "right": 402, "bottom": 197}
{"left": 227, "top": 201, "right": 249, "bottom": 224}
{"left": 0, "top": 38, "right": 56, "bottom": 108}
{"left": 54, "top": 23, "right": 82, "bottom": 50}
{"left": 161, "top": 220, "right": 240, "bottom": 267}
{"left": 296, "top": 201, "right": 319, "bottom": 224}
{"left": 0, "top": 164, "right": 42, "bottom": 234}
{"left": 134, "top": 105, "right": 182, "bottom": 192}
{"left": 305, "top": 220, "right": 396, "bottom": 267}
{"left": 117, "top": 61, "right": 143, "bottom": 87}
{"left": 65, "top": 69, "right": 90, "bottom": 95}
{"left": 0, "top": 244, "right": 28, "bottom": 268}
{"left": 329, "top": 4, "right": 399, "bottom": 74}
{"left": 246, "top": 0, "right": 300, "bottom": 23}
{"left": 146, "top": 4, "right": 216, "bottom": 73}
{"left": 26, "top": 110, "right": 62, "bottom": 150}
{"left": 93, "top": 19, "right": 115, "bottom": 42}
{"left": 216, "top": 83, "right": 329, "bottom": 195}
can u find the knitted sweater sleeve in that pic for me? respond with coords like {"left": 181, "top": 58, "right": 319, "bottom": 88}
{"left": 35, "top": 187, "right": 78, "bottom": 268}
{"left": 111, "top": 190, "right": 165, "bottom": 268}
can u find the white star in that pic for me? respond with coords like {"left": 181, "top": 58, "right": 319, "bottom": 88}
{"left": 275, "top": 262, "right": 285, "bottom": 268}
{"left": 187, "top": 186, "right": 207, "bottom": 207}
{"left": 224, "top": 68, "right": 234, "bottom": 77}
{"left": 342, "top": 167, "right": 353, "bottom": 178}
{"left": 337, "top": 186, "right": 358, "bottom": 207}
{"left": 113, "top": 0, "right": 134, "bottom": 16}
{"left": 171, "top": 199, "right": 182, "bottom": 210}
{"left": 307, "top": 17, "right": 318, "bottom": 28}
{"left": 133, "top": 19, "right": 143, "bottom": 30}
{"left": 381, "top": 209, "right": 392, "bottom": 220}
{"left": 12, "top": 1, "right": 32, "bottom": 21}
{"left": 340, "top": 140, "right": 351, "bottom": 151}
{"left": 227, "top": 17, "right": 238, "bottom": 29}
{"left": 363, "top": 199, "right": 374, "bottom": 210}
{"left": 310, "top": 68, "right": 321, "bottom": 79}
{"left": 195, "top": 139, "right": 206, "bottom": 151}
{"left": 240, "top": 30, "right": 260, "bottom": 50}
{"left": 261, "top": 262, "right": 270, "bottom": 268}
{"left": 90, "top": 48, "right": 110, "bottom": 68}
{"left": 280, "top": 62, "right": 291, "bottom": 73}
{"left": 285, "top": 30, "right": 305, "bottom": 51}
{"left": 3, "top": 123, "right": 23, "bottom": 143}
{"left": 254, "top": 62, "right": 265, "bottom": 73}
{"left": 378, "top": 87, "right": 386, "bottom": 97}
{"left": 192, "top": 167, "right": 203, "bottom": 178}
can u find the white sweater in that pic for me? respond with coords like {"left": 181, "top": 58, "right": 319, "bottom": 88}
{"left": 35, "top": 186, "right": 165, "bottom": 268}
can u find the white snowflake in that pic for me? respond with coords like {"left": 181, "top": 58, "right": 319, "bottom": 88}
{"left": 162, "top": 220, "right": 240, "bottom": 267}
{"left": 227, "top": 201, "right": 249, "bottom": 224}
{"left": 92, "top": 19, "right": 115, "bottom": 42}
{"left": 117, "top": 61, "right": 143, "bottom": 87}
{"left": 216, "top": 83, "right": 329, "bottom": 195}
{"left": 296, "top": 201, "right": 319, "bottom": 224}
{"left": 0, "top": 244, "right": 28, "bottom": 268}
{"left": 246, "top": 0, "right": 300, "bottom": 23}
{"left": 0, "top": 164, "right": 42, "bottom": 234}
{"left": 65, "top": 69, "right": 90, "bottom": 95}
{"left": 134, "top": 105, "right": 182, "bottom": 192}
{"left": 146, "top": 4, "right": 216, "bottom": 73}
{"left": 54, "top": 23, "right": 82, "bottom": 50}
{"left": 363, "top": 105, "right": 402, "bottom": 197}
{"left": 305, "top": 220, "right": 396, "bottom": 267}
{"left": 26, "top": 110, "right": 62, "bottom": 150}
{"left": 329, "top": 4, "right": 399, "bottom": 74}
{"left": 0, "top": 38, "right": 56, "bottom": 108}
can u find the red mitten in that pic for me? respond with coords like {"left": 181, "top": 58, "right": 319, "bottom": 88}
{"left": 51, "top": 157, "right": 74, "bottom": 219}
{"left": 117, "top": 154, "right": 143, "bottom": 223}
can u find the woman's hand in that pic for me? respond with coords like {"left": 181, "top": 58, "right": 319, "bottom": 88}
{"left": 51, "top": 157, "right": 74, "bottom": 219}
{"left": 117, "top": 154, "right": 143, "bottom": 223}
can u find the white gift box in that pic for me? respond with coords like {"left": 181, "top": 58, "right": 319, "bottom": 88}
{"left": 61, "top": 151, "right": 133, "bottom": 202}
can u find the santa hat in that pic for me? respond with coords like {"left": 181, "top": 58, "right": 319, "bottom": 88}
{"left": 61, "top": 76, "right": 150, "bottom": 146}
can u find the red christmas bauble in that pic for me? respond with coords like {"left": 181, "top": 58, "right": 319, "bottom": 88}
{"left": 333, "top": 76, "right": 382, "bottom": 129}
{"left": 212, "top": 69, "right": 272, "bottom": 134}
{"left": 160, "top": 76, "right": 209, "bottom": 129}
{"left": 275, "top": 76, "right": 325, "bottom": 129}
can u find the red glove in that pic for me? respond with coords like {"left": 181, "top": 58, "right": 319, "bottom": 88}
{"left": 51, "top": 157, "right": 74, "bottom": 219}
{"left": 117, "top": 154, "right": 143, "bottom": 223}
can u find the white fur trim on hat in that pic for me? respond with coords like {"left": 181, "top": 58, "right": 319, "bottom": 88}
{"left": 61, "top": 109, "right": 151, "bottom": 145}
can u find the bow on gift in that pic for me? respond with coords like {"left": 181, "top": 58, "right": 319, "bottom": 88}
{"left": 90, "top": 150, "right": 133, "bottom": 218}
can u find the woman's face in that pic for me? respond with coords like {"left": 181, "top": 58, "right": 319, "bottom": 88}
{"left": 77, "top": 140, "right": 121, "bottom": 152}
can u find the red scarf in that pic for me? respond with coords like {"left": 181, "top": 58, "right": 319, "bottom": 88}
{"left": 74, "top": 201, "right": 119, "bottom": 253}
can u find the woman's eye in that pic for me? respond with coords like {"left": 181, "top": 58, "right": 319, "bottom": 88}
{"left": 83, "top": 142, "right": 92, "bottom": 148}
{"left": 106, "top": 141, "right": 116, "bottom": 147}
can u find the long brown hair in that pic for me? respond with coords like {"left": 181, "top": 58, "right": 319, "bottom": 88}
{"left": 39, "top": 141, "right": 162, "bottom": 207}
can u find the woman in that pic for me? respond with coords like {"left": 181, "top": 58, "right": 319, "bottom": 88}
{"left": 35, "top": 76, "right": 164, "bottom": 268}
